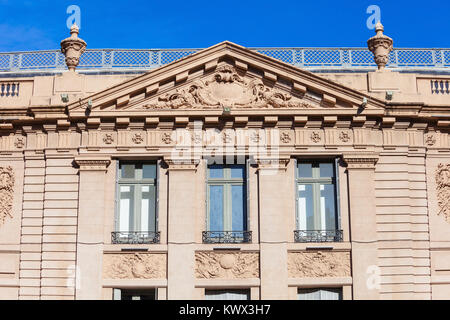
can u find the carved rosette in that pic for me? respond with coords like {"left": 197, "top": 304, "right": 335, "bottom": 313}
{"left": 435, "top": 164, "right": 450, "bottom": 223}
{"left": 60, "top": 24, "right": 87, "bottom": 72}
{"left": 103, "top": 253, "right": 166, "bottom": 279}
{"left": 144, "top": 65, "right": 315, "bottom": 110}
{"left": 0, "top": 166, "right": 14, "bottom": 226}
{"left": 195, "top": 251, "right": 259, "bottom": 279}
{"left": 367, "top": 22, "right": 393, "bottom": 70}
{"left": 288, "top": 251, "right": 351, "bottom": 278}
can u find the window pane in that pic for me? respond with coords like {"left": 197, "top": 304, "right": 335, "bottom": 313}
{"left": 298, "top": 163, "right": 313, "bottom": 178}
{"left": 119, "top": 185, "right": 134, "bottom": 232}
{"left": 319, "top": 163, "right": 334, "bottom": 178}
{"left": 141, "top": 185, "right": 156, "bottom": 232}
{"left": 231, "top": 185, "right": 245, "bottom": 231}
{"left": 230, "top": 165, "right": 245, "bottom": 179}
{"left": 142, "top": 164, "right": 157, "bottom": 179}
{"left": 209, "top": 185, "right": 224, "bottom": 231}
{"left": 298, "top": 288, "right": 321, "bottom": 300}
{"left": 298, "top": 288, "right": 342, "bottom": 300}
{"left": 298, "top": 184, "right": 314, "bottom": 230}
{"left": 121, "top": 164, "right": 135, "bottom": 179}
{"left": 205, "top": 290, "right": 250, "bottom": 300}
{"left": 320, "top": 184, "right": 336, "bottom": 230}
{"left": 209, "top": 165, "right": 224, "bottom": 179}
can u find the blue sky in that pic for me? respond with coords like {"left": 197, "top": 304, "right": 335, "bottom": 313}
{"left": 0, "top": 0, "right": 449, "bottom": 51}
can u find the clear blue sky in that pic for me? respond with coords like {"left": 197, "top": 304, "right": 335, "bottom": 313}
{"left": 0, "top": 0, "right": 449, "bottom": 51}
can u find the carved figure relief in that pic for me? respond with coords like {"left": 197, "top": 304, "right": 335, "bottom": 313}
{"left": 144, "top": 65, "right": 315, "bottom": 110}
{"left": 103, "top": 253, "right": 166, "bottom": 279}
{"left": 195, "top": 251, "right": 259, "bottom": 279}
{"left": 0, "top": 166, "right": 15, "bottom": 226}
{"left": 288, "top": 251, "right": 351, "bottom": 278}
{"left": 435, "top": 164, "right": 450, "bottom": 222}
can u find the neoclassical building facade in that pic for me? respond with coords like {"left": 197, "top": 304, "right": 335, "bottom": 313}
{"left": 0, "top": 24, "right": 449, "bottom": 300}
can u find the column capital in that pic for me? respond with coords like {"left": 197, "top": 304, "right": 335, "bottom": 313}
{"left": 343, "top": 154, "right": 378, "bottom": 169}
{"left": 164, "top": 157, "right": 200, "bottom": 171}
{"left": 74, "top": 156, "right": 111, "bottom": 171}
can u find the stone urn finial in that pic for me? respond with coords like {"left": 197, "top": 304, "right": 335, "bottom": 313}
{"left": 367, "top": 22, "right": 393, "bottom": 71}
{"left": 60, "top": 24, "right": 87, "bottom": 72}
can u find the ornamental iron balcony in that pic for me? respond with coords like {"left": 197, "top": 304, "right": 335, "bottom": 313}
{"left": 294, "top": 230, "right": 343, "bottom": 243}
{"left": 202, "top": 231, "right": 252, "bottom": 244}
{"left": 111, "top": 231, "right": 160, "bottom": 244}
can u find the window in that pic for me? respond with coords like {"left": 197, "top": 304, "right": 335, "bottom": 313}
{"left": 205, "top": 289, "right": 250, "bottom": 300}
{"left": 204, "top": 163, "right": 251, "bottom": 243}
{"left": 295, "top": 160, "right": 342, "bottom": 242}
{"left": 113, "top": 162, "right": 159, "bottom": 244}
{"left": 298, "top": 288, "right": 342, "bottom": 300}
{"left": 113, "top": 289, "right": 156, "bottom": 300}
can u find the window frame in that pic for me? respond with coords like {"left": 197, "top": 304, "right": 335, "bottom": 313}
{"left": 205, "top": 161, "right": 248, "bottom": 232}
{"left": 114, "top": 161, "right": 158, "bottom": 233}
{"left": 295, "top": 159, "right": 340, "bottom": 232}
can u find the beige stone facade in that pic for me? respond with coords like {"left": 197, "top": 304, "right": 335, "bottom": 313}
{"left": 0, "top": 25, "right": 449, "bottom": 300}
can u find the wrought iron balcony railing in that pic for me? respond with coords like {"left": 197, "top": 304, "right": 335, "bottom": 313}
{"left": 202, "top": 231, "right": 252, "bottom": 244}
{"left": 111, "top": 231, "right": 160, "bottom": 244}
{"left": 294, "top": 230, "right": 343, "bottom": 243}
{"left": 0, "top": 47, "right": 449, "bottom": 73}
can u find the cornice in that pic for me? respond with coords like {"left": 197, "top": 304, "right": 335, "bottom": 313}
{"left": 343, "top": 154, "right": 379, "bottom": 169}
{"left": 74, "top": 156, "right": 111, "bottom": 171}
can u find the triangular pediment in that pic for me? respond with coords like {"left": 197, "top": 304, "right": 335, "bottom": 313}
{"left": 68, "top": 41, "right": 386, "bottom": 117}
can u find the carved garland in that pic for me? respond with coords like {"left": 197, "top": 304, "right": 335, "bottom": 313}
{"left": 103, "top": 253, "right": 166, "bottom": 279}
{"left": 0, "top": 166, "right": 14, "bottom": 226}
{"left": 144, "top": 65, "right": 315, "bottom": 110}
{"left": 288, "top": 251, "right": 351, "bottom": 278}
{"left": 195, "top": 251, "right": 259, "bottom": 279}
{"left": 435, "top": 164, "right": 450, "bottom": 223}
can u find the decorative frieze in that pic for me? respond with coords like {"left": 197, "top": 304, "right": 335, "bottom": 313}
{"left": 103, "top": 253, "right": 166, "bottom": 279}
{"left": 435, "top": 164, "right": 450, "bottom": 223}
{"left": 287, "top": 251, "right": 351, "bottom": 278}
{"left": 0, "top": 166, "right": 14, "bottom": 226}
{"left": 195, "top": 251, "right": 259, "bottom": 279}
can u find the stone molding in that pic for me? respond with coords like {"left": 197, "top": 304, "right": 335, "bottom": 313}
{"left": 255, "top": 157, "right": 290, "bottom": 171}
{"left": 103, "top": 253, "right": 167, "bottom": 279}
{"left": 0, "top": 166, "right": 14, "bottom": 226}
{"left": 435, "top": 163, "right": 450, "bottom": 223}
{"left": 74, "top": 157, "right": 111, "bottom": 171}
{"left": 287, "top": 251, "right": 351, "bottom": 278}
{"left": 343, "top": 155, "right": 378, "bottom": 169}
{"left": 164, "top": 157, "right": 200, "bottom": 171}
{"left": 195, "top": 251, "right": 259, "bottom": 279}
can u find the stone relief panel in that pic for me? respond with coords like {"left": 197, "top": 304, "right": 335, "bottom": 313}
{"left": 288, "top": 251, "right": 351, "bottom": 278}
{"left": 103, "top": 253, "right": 166, "bottom": 279}
{"left": 144, "top": 65, "right": 315, "bottom": 110}
{"left": 435, "top": 163, "right": 450, "bottom": 223}
{"left": 195, "top": 251, "right": 259, "bottom": 279}
{"left": 0, "top": 166, "right": 14, "bottom": 226}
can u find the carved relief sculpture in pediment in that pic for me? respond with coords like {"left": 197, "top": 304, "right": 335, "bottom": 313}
{"left": 145, "top": 65, "right": 315, "bottom": 110}
{"left": 435, "top": 164, "right": 450, "bottom": 223}
{"left": 0, "top": 166, "right": 14, "bottom": 226}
